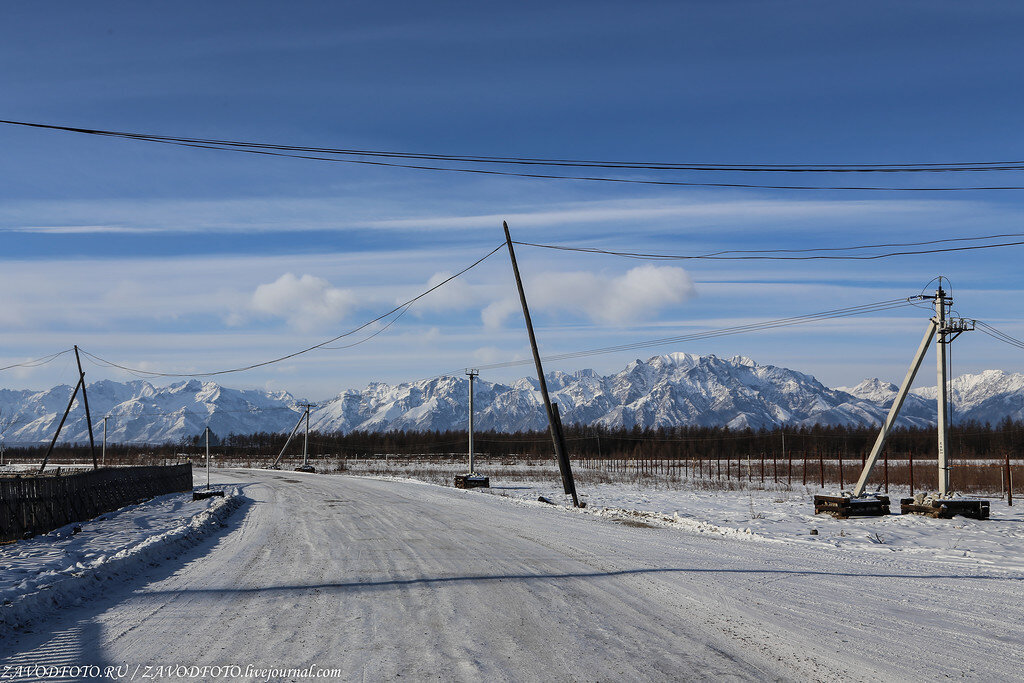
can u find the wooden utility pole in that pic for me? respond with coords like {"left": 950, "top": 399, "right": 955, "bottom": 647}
{"left": 73, "top": 346, "right": 98, "bottom": 469}
{"left": 39, "top": 376, "right": 83, "bottom": 473}
{"left": 1006, "top": 450, "right": 1014, "bottom": 507}
{"left": 503, "top": 221, "right": 579, "bottom": 507}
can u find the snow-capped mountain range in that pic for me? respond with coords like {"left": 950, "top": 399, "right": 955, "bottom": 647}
{"left": 1, "top": 353, "right": 1021, "bottom": 445}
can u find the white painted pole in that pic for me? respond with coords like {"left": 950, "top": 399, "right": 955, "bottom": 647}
{"left": 936, "top": 287, "right": 950, "bottom": 496}
{"left": 205, "top": 426, "right": 211, "bottom": 490}
{"left": 467, "top": 369, "right": 478, "bottom": 474}
{"left": 302, "top": 405, "right": 310, "bottom": 468}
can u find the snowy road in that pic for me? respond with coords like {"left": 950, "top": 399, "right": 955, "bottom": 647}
{"left": 3, "top": 470, "right": 1022, "bottom": 681}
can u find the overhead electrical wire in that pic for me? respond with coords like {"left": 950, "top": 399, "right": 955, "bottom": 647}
{"left": 413, "top": 298, "right": 919, "bottom": 381}
{"left": 4, "top": 119, "right": 1024, "bottom": 191}
{"left": 475, "top": 298, "right": 918, "bottom": 370}
{"left": 513, "top": 234, "right": 1024, "bottom": 261}
{"left": 977, "top": 321, "right": 1024, "bottom": 351}
{"left": 78, "top": 244, "right": 504, "bottom": 378}
{"left": 0, "top": 348, "right": 74, "bottom": 373}
{"left": 4, "top": 119, "right": 1024, "bottom": 172}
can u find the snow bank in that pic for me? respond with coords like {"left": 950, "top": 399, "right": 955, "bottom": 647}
{"left": 0, "top": 487, "right": 244, "bottom": 634}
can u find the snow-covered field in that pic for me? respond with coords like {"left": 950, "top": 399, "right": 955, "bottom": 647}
{"left": 1, "top": 486, "right": 243, "bottom": 634}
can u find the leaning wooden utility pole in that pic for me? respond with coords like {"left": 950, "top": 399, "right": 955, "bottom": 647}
{"left": 73, "top": 346, "right": 98, "bottom": 469}
{"left": 38, "top": 376, "right": 84, "bottom": 473}
{"left": 503, "top": 221, "right": 579, "bottom": 507}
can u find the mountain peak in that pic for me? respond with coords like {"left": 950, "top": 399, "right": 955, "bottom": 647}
{"left": 839, "top": 378, "right": 899, "bottom": 402}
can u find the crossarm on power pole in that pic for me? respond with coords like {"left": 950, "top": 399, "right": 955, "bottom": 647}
{"left": 852, "top": 320, "right": 937, "bottom": 497}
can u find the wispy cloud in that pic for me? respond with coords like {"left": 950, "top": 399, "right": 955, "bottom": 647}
{"left": 0, "top": 194, "right": 1002, "bottom": 236}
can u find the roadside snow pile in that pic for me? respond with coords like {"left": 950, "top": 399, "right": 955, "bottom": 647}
{"left": 0, "top": 487, "right": 244, "bottom": 634}
{"left": 591, "top": 507, "right": 758, "bottom": 539}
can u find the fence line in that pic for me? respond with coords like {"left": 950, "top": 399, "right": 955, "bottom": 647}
{"left": 0, "top": 464, "right": 193, "bottom": 542}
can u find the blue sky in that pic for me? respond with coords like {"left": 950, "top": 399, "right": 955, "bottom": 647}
{"left": 2, "top": 1, "right": 1023, "bottom": 399}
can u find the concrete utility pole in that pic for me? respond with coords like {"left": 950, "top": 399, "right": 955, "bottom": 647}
{"left": 466, "top": 369, "right": 479, "bottom": 474}
{"left": 205, "top": 426, "right": 211, "bottom": 491}
{"left": 851, "top": 283, "right": 972, "bottom": 498}
{"left": 935, "top": 287, "right": 950, "bottom": 496}
{"left": 302, "top": 403, "right": 311, "bottom": 470}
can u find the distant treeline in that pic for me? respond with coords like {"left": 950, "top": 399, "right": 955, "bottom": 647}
{"left": 6, "top": 417, "right": 1021, "bottom": 464}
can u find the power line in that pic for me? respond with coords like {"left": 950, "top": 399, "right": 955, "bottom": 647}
{"left": 78, "top": 244, "right": 504, "bottom": 378}
{"left": 513, "top": 235, "right": 1024, "bottom": 261}
{"left": 484, "top": 299, "right": 918, "bottom": 370}
{"left": 0, "top": 348, "right": 74, "bottom": 373}
{"left": 5, "top": 119, "right": 1024, "bottom": 172}
{"left": 415, "top": 298, "right": 919, "bottom": 381}
{"left": 5, "top": 119, "right": 1024, "bottom": 191}
{"left": 977, "top": 321, "right": 1024, "bottom": 351}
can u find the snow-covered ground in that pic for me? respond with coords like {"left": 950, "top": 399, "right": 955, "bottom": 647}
{"left": 339, "top": 457, "right": 1024, "bottom": 573}
{"left": 1, "top": 485, "right": 243, "bottom": 634}
{"left": 482, "top": 481, "right": 1024, "bottom": 572}
{"left": 1, "top": 467, "right": 1021, "bottom": 680}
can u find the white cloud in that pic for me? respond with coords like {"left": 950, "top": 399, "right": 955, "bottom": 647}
{"left": 249, "top": 273, "right": 357, "bottom": 332}
{"left": 409, "top": 271, "right": 476, "bottom": 313}
{"left": 483, "top": 265, "right": 695, "bottom": 328}
{"left": 482, "top": 298, "right": 521, "bottom": 330}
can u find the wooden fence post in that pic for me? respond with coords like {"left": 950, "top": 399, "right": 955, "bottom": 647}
{"left": 1006, "top": 450, "right": 1014, "bottom": 507}
{"left": 909, "top": 450, "right": 915, "bottom": 495}
{"left": 838, "top": 449, "right": 844, "bottom": 491}
{"left": 883, "top": 448, "right": 889, "bottom": 494}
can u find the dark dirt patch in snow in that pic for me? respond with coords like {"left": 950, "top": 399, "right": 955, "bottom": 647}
{"left": 617, "top": 519, "right": 657, "bottom": 529}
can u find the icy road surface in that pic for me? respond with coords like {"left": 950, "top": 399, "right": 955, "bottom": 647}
{"left": 3, "top": 469, "right": 1022, "bottom": 681}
